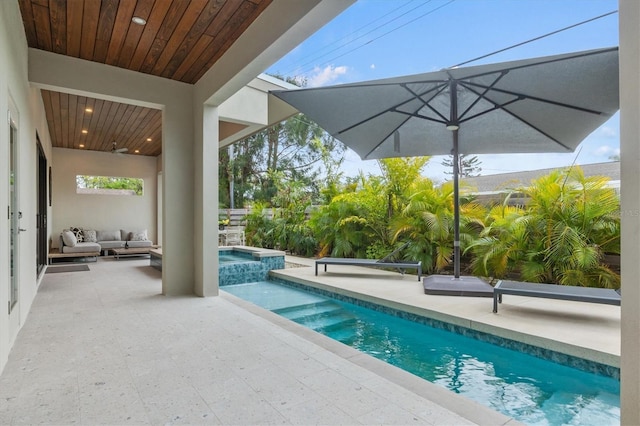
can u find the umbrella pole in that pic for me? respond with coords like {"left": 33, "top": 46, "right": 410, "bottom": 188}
{"left": 452, "top": 129, "right": 461, "bottom": 279}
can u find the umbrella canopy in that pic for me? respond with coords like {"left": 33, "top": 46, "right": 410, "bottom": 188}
{"left": 271, "top": 47, "right": 619, "bottom": 279}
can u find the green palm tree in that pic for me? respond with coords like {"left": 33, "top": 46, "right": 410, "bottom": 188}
{"left": 391, "top": 178, "right": 485, "bottom": 274}
{"left": 468, "top": 166, "right": 620, "bottom": 288}
{"left": 378, "top": 157, "right": 430, "bottom": 218}
{"left": 309, "top": 174, "right": 388, "bottom": 258}
{"left": 468, "top": 202, "right": 529, "bottom": 279}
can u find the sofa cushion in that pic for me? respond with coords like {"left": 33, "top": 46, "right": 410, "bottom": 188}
{"left": 131, "top": 230, "right": 148, "bottom": 241}
{"left": 62, "top": 242, "right": 101, "bottom": 254}
{"left": 61, "top": 230, "right": 77, "bottom": 247}
{"left": 127, "top": 240, "right": 153, "bottom": 248}
{"left": 83, "top": 229, "right": 97, "bottom": 243}
{"left": 96, "top": 230, "right": 120, "bottom": 241}
{"left": 99, "top": 241, "right": 126, "bottom": 250}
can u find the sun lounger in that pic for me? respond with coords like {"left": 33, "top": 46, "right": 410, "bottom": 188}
{"left": 315, "top": 258, "right": 422, "bottom": 281}
{"left": 315, "top": 242, "right": 422, "bottom": 281}
{"left": 493, "top": 279, "right": 621, "bottom": 313}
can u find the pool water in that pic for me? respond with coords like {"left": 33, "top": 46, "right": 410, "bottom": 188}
{"left": 223, "top": 280, "right": 620, "bottom": 426}
{"left": 219, "top": 252, "right": 252, "bottom": 263}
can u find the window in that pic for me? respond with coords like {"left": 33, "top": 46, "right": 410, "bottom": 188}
{"left": 76, "top": 175, "right": 144, "bottom": 196}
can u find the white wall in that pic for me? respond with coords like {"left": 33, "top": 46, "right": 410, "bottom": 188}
{"left": 51, "top": 148, "right": 157, "bottom": 245}
{"left": 0, "top": 1, "right": 54, "bottom": 372}
{"left": 619, "top": 1, "right": 640, "bottom": 423}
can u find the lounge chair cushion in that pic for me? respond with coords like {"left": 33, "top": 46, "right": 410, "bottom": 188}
{"left": 493, "top": 280, "right": 621, "bottom": 313}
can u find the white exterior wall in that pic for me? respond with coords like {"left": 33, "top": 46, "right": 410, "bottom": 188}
{"left": 51, "top": 148, "right": 158, "bottom": 245}
{"left": 0, "top": 1, "right": 54, "bottom": 372}
{"left": 619, "top": 1, "right": 640, "bottom": 423}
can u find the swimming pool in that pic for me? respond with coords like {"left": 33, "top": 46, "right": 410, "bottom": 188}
{"left": 223, "top": 280, "right": 620, "bottom": 425}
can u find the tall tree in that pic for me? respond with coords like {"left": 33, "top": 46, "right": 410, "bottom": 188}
{"left": 377, "top": 157, "right": 430, "bottom": 218}
{"left": 219, "top": 75, "right": 346, "bottom": 208}
{"left": 441, "top": 154, "right": 482, "bottom": 177}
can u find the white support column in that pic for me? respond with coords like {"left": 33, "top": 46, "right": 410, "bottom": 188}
{"left": 619, "top": 1, "right": 640, "bottom": 423}
{"left": 194, "top": 104, "right": 219, "bottom": 297}
{"left": 162, "top": 100, "right": 195, "bottom": 295}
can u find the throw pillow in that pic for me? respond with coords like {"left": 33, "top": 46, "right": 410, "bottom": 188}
{"left": 61, "top": 230, "right": 77, "bottom": 247}
{"left": 131, "top": 230, "right": 148, "bottom": 241}
{"left": 120, "top": 229, "right": 131, "bottom": 241}
{"left": 83, "top": 229, "right": 97, "bottom": 243}
{"left": 70, "top": 226, "right": 84, "bottom": 242}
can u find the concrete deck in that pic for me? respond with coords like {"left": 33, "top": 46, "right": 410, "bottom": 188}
{"left": 0, "top": 255, "right": 620, "bottom": 425}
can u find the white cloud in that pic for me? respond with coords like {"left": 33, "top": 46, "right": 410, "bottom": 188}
{"left": 598, "top": 125, "right": 618, "bottom": 138}
{"left": 370, "top": 63, "right": 376, "bottom": 69}
{"left": 340, "top": 149, "right": 378, "bottom": 177}
{"left": 307, "top": 65, "right": 348, "bottom": 87}
{"left": 593, "top": 145, "right": 620, "bottom": 157}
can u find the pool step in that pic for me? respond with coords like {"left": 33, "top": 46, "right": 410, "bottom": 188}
{"left": 274, "top": 300, "right": 341, "bottom": 320}
{"left": 314, "top": 317, "right": 358, "bottom": 335}
{"left": 299, "top": 312, "right": 357, "bottom": 332}
{"left": 274, "top": 301, "right": 357, "bottom": 337}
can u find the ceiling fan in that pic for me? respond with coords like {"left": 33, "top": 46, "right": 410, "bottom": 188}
{"left": 111, "top": 141, "right": 128, "bottom": 154}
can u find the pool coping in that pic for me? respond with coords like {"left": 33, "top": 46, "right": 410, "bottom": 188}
{"left": 269, "top": 270, "right": 620, "bottom": 375}
{"left": 219, "top": 246, "right": 285, "bottom": 259}
{"left": 220, "top": 290, "right": 521, "bottom": 426}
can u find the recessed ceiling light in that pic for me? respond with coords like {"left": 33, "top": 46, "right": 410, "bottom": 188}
{"left": 132, "top": 16, "right": 146, "bottom": 25}
{"left": 81, "top": 129, "right": 88, "bottom": 134}
{"left": 146, "top": 137, "right": 152, "bottom": 142}
{"left": 79, "top": 144, "right": 85, "bottom": 148}
{"left": 85, "top": 108, "right": 93, "bottom": 113}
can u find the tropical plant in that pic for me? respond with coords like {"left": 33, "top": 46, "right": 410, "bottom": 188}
{"left": 467, "top": 201, "right": 529, "bottom": 279}
{"left": 244, "top": 172, "right": 318, "bottom": 256}
{"left": 244, "top": 202, "right": 276, "bottom": 248}
{"left": 378, "top": 157, "right": 430, "bottom": 218}
{"left": 390, "top": 177, "right": 486, "bottom": 274}
{"left": 468, "top": 167, "right": 620, "bottom": 287}
{"left": 309, "top": 173, "right": 389, "bottom": 259}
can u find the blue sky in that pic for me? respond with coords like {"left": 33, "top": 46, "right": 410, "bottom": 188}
{"left": 266, "top": 0, "right": 619, "bottom": 181}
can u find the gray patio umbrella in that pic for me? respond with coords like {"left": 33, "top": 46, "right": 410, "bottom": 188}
{"left": 271, "top": 47, "right": 619, "bottom": 289}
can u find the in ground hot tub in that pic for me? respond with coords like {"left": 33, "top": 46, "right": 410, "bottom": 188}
{"left": 218, "top": 247, "right": 285, "bottom": 285}
{"left": 150, "top": 247, "right": 285, "bottom": 286}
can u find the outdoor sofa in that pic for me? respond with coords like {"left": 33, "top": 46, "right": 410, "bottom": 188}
{"left": 58, "top": 228, "right": 153, "bottom": 257}
{"left": 492, "top": 279, "right": 621, "bottom": 313}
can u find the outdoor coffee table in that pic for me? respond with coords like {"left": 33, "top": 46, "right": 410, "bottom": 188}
{"left": 111, "top": 246, "right": 158, "bottom": 260}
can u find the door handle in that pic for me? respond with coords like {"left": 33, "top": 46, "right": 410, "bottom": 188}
{"left": 19, "top": 228, "right": 27, "bottom": 232}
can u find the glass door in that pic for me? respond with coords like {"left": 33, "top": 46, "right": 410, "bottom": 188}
{"left": 36, "top": 138, "right": 47, "bottom": 275}
{"left": 9, "top": 110, "right": 18, "bottom": 313}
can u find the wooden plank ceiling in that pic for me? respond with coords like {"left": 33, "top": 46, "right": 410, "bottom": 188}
{"left": 19, "top": 0, "right": 272, "bottom": 156}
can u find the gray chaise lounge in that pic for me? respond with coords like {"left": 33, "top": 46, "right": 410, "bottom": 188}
{"left": 315, "top": 242, "right": 422, "bottom": 281}
{"left": 493, "top": 280, "right": 621, "bottom": 313}
{"left": 315, "top": 258, "right": 422, "bottom": 281}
